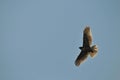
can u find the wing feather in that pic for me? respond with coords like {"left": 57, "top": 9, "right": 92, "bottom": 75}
{"left": 83, "top": 26, "right": 92, "bottom": 47}
{"left": 75, "top": 51, "right": 89, "bottom": 66}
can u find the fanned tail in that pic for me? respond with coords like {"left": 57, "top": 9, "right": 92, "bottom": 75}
{"left": 90, "top": 45, "right": 98, "bottom": 58}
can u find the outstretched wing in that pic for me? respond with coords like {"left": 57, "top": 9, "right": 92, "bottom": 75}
{"left": 75, "top": 51, "right": 89, "bottom": 66}
{"left": 83, "top": 26, "right": 92, "bottom": 47}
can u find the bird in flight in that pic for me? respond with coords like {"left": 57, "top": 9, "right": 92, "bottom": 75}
{"left": 75, "top": 26, "right": 98, "bottom": 66}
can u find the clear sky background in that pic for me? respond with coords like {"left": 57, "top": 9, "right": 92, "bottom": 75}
{"left": 0, "top": 0, "right": 120, "bottom": 80}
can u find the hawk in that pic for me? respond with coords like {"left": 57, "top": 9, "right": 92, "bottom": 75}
{"left": 75, "top": 26, "right": 98, "bottom": 66}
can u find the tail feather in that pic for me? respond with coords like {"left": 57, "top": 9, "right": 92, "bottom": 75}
{"left": 90, "top": 45, "right": 98, "bottom": 58}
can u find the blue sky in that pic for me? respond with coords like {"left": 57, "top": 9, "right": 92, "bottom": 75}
{"left": 0, "top": 0, "right": 120, "bottom": 80}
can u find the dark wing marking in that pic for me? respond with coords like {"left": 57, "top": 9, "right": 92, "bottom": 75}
{"left": 83, "top": 27, "right": 92, "bottom": 47}
{"left": 75, "top": 50, "right": 89, "bottom": 66}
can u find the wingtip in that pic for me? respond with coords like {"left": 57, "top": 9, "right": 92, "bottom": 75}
{"left": 84, "top": 26, "right": 91, "bottom": 31}
{"left": 75, "top": 60, "right": 81, "bottom": 66}
{"left": 85, "top": 25, "right": 90, "bottom": 28}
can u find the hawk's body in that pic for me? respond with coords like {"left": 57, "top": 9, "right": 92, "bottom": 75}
{"left": 75, "top": 26, "right": 98, "bottom": 66}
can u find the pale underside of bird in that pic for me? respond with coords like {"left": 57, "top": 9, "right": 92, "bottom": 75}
{"left": 75, "top": 26, "right": 98, "bottom": 66}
